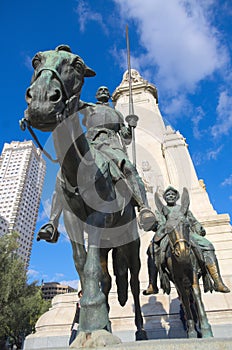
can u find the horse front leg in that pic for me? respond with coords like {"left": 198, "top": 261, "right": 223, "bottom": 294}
{"left": 129, "top": 240, "right": 148, "bottom": 341}
{"left": 79, "top": 244, "right": 110, "bottom": 333}
{"left": 176, "top": 283, "right": 198, "bottom": 338}
{"left": 78, "top": 214, "right": 112, "bottom": 335}
{"left": 70, "top": 240, "right": 86, "bottom": 288}
{"left": 63, "top": 210, "right": 86, "bottom": 287}
{"left": 192, "top": 272, "right": 213, "bottom": 338}
{"left": 100, "top": 248, "right": 112, "bottom": 313}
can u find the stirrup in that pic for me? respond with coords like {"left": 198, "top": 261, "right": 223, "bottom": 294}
{"left": 37, "top": 223, "right": 60, "bottom": 243}
{"left": 138, "top": 207, "right": 157, "bottom": 231}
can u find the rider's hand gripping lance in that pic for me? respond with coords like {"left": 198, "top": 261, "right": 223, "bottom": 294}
{"left": 125, "top": 25, "right": 139, "bottom": 167}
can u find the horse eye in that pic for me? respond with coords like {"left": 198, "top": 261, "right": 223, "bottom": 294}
{"left": 73, "top": 60, "right": 84, "bottom": 74}
{"left": 32, "top": 56, "right": 41, "bottom": 69}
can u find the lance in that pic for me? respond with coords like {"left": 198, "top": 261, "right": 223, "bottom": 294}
{"left": 125, "top": 25, "right": 139, "bottom": 167}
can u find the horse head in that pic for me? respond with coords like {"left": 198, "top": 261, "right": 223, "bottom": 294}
{"left": 25, "top": 45, "right": 95, "bottom": 131}
{"left": 155, "top": 188, "right": 191, "bottom": 261}
{"left": 166, "top": 188, "right": 191, "bottom": 261}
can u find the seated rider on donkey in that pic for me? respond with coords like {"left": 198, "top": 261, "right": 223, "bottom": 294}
{"left": 143, "top": 186, "right": 230, "bottom": 295}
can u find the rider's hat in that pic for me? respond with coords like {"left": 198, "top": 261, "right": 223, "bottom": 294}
{"left": 163, "top": 186, "right": 180, "bottom": 200}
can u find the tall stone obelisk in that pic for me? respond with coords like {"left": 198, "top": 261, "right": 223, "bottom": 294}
{"left": 109, "top": 69, "right": 232, "bottom": 340}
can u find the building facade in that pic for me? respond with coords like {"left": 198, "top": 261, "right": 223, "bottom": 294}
{"left": 0, "top": 214, "right": 8, "bottom": 237}
{"left": 0, "top": 140, "right": 46, "bottom": 267}
{"left": 41, "top": 282, "right": 76, "bottom": 301}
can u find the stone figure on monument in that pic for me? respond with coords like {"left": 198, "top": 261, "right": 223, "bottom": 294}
{"left": 143, "top": 186, "right": 230, "bottom": 295}
{"left": 140, "top": 160, "right": 155, "bottom": 193}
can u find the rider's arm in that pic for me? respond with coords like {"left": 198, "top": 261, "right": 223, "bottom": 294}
{"left": 118, "top": 111, "right": 132, "bottom": 145}
{"left": 187, "top": 210, "right": 206, "bottom": 236}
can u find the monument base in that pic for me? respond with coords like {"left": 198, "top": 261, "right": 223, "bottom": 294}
{"left": 24, "top": 337, "right": 232, "bottom": 350}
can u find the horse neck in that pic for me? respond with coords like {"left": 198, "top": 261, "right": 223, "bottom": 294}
{"left": 52, "top": 112, "right": 92, "bottom": 186}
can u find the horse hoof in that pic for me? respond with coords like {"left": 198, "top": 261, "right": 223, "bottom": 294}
{"left": 187, "top": 330, "right": 198, "bottom": 338}
{"left": 201, "top": 327, "right": 213, "bottom": 338}
{"left": 135, "top": 329, "right": 148, "bottom": 341}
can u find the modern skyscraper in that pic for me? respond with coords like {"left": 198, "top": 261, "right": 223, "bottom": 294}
{"left": 0, "top": 214, "right": 8, "bottom": 238}
{"left": 0, "top": 140, "right": 46, "bottom": 267}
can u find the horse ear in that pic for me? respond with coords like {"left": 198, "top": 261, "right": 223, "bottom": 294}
{"left": 154, "top": 191, "right": 164, "bottom": 214}
{"left": 55, "top": 45, "right": 72, "bottom": 53}
{"left": 181, "top": 187, "right": 190, "bottom": 214}
{"left": 84, "top": 65, "right": 96, "bottom": 77}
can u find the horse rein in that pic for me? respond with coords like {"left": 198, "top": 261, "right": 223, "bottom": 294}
{"left": 19, "top": 117, "right": 58, "bottom": 163}
{"left": 20, "top": 66, "right": 81, "bottom": 163}
{"left": 167, "top": 218, "right": 191, "bottom": 254}
{"left": 20, "top": 65, "right": 96, "bottom": 167}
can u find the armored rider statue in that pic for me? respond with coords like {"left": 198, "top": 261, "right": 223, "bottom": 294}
{"left": 38, "top": 86, "right": 156, "bottom": 241}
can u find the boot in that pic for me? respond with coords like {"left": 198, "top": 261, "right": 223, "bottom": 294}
{"left": 143, "top": 283, "right": 159, "bottom": 295}
{"left": 143, "top": 254, "right": 159, "bottom": 295}
{"left": 206, "top": 262, "right": 230, "bottom": 293}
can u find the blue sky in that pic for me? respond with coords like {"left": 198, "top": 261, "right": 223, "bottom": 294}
{"left": 1, "top": 0, "right": 232, "bottom": 289}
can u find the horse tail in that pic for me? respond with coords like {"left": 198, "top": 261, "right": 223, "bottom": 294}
{"left": 112, "top": 248, "right": 129, "bottom": 306}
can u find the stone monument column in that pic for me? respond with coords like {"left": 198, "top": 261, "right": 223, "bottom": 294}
{"left": 110, "top": 69, "right": 232, "bottom": 340}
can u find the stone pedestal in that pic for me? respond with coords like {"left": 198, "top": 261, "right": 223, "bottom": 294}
{"left": 23, "top": 293, "right": 77, "bottom": 349}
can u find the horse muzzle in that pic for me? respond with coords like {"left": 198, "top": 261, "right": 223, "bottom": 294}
{"left": 173, "top": 240, "right": 191, "bottom": 261}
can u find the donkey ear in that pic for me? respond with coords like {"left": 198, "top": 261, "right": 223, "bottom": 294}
{"left": 154, "top": 191, "right": 164, "bottom": 214}
{"left": 181, "top": 187, "right": 190, "bottom": 214}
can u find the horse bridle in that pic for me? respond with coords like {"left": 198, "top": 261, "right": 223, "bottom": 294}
{"left": 20, "top": 66, "right": 81, "bottom": 163}
{"left": 167, "top": 219, "right": 191, "bottom": 255}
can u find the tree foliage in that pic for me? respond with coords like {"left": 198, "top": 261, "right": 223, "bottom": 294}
{"left": 0, "top": 232, "right": 50, "bottom": 349}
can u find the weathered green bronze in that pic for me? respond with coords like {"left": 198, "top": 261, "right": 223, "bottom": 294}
{"left": 144, "top": 186, "right": 230, "bottom": 338}
{"left": 21, "top": 45, "right": 155, "bottom": 345}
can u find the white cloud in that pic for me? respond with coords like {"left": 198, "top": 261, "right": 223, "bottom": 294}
{"left": 191, "top": 106, "right": 205, "bottom": 139}
{"left": 37, "top": 198, "right": 51, "bottom": 222}
{"left": 221, "top": 174, "right": 232, "bottom": 186}
{"left": 24, "top": 55, "right": 33, "bottom": 70}
{"left": 27, "top": 269, "right": 39, "bottom": 278}
{"left": 192, "top": 144, "right": 223, "bottom": 165}
{"left": 211, "top": 90, "right": 232, "bottom": 137}
{"left": 113, "top": 0, "right": 229, "bottom": 101}
{"left": 162, "top": 95, "right": 192, "bottom": 121}
{"left": 59, "top": 279, "right": 79, "bottom": 290}
{"left": 75, "top": 0, "right": 108, "bottom": 34}
{"left": 206, "top": 145, "right": 223, "bottom": 160}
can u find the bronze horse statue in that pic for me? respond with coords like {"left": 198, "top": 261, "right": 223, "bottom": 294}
{"left": 154, "top": 188, "right": 213, "bottom": 338}
{"left": 21, "top": 45, "right": 148, "bottom": 344}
